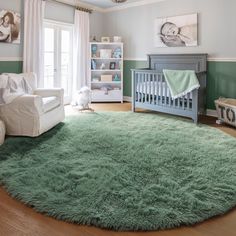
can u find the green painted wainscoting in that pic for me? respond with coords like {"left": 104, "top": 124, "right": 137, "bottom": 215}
{"left": 207, "top": 61, "right": 236, "bottom": 109}
{"left": 124, "top": 60, "right": 236, "bottom": 110}
{"left": 123, "top": 60, "right": 148, "bottom": 97}
{"left": 0, "top": 61, "right": 23, "bottom": 74}
{"left": 0, "top": 60, "right": 235, "bottom": 111}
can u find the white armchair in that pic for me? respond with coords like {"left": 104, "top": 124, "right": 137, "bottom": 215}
{"left": 0, "top": 73, "right": 65, "bottom": 137}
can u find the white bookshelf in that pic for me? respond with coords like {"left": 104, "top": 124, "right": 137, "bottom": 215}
{"left": 89, "top": 42, "right": 123, "bottom": 103}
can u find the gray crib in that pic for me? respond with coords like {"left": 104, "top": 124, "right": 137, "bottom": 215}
{"left": 131, "top": 54, "right": 207, "bottom": 123}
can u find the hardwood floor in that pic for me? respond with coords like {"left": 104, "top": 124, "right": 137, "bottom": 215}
{"left": 1, "top": 103, "right": 236, "bottom": 236}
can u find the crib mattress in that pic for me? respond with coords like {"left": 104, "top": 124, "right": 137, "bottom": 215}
{"left": 137, "top": 82, "right": 193, "bottom": 100}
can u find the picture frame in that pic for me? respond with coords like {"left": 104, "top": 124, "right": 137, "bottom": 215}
{"left": 110, "top": 62, "right": 116, "bottom": 70}
{"left": 113, "top": 36, "right": 122, "bottom": 43}
{"left": 154, "top": 13, "right": 198, "bottom": 48}
{"left": 0, "top": 9, "right": 21, "bottom": 44}
{"left": 113, "top": 47, "right": 122, "bottom": 58}
{"left": 101, "top": 37, "right": 110, "bottom": 43}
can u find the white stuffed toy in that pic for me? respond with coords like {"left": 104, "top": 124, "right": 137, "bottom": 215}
{"left": 75, "top": 86, "right": 94, "bottom": 112}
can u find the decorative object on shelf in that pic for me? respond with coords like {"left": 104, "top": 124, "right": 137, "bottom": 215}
{"left": 155, "top": 13, "right": 198, "bottom": 48}
{"left": 92, "top": 36, "right": 98, "bottom": 42}
{"left": 100, "top": 49, "right": 112, "bottom": 59}
{"left": 91, "top": 44, "right": 98, "bottom": 57}
{"left": 110, "top": 62, "right": 116, "bottom": 70}
{"left": 100, "top": 63, "right": 106, "bottom": 70}
{"left": 113, "top": 36, "right": 122, "bottom": 42}
{"left": 113, "top": 74, "right": 120, "bottom": 82}
{"left": 101, "top": 85, "right": 112, "bottom": 95}
{"left": 101, "top": 75, "right": 113, "bottom": 82}
{"left": 92, "top": 77, "right": 100, "bottom": 82}
{"left": 101, "top": 37, "right": 110, "bottom": 43}
{"left": 113, "top": 47, "right": 122, "bottom": 58}
{"left": 0, "top": 9, "right": 21, "bottom": 44}
{"left": 91, "top": 59, "right": 96, "bottom": 70}
{"left": 74, "top": 86, "right": 94, "bottom": 112}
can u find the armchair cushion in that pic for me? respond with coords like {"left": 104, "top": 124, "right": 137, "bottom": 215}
{"left": 34, "top": 88, "right": 64, "bottom": 105}
{"left": 42, "top": 96, "right": 60, "bottom": 113}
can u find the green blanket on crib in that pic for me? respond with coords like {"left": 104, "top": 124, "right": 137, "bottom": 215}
{"left": 163, "top": 69, "right": 200, "bottom": 99}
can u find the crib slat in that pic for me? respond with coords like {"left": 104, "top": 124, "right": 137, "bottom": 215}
{"left": 160, "top": 74, "right": 163, "bottom": 106}
{"left": 182, "top": 96, "right": 185, "bottom": 109}
{"left": 152, "top": 74, "right": 155, "bottom": 105}
{"left": 140, "top": 73, "right": 143, "bottom": 103}
{"left": 146, "top": 73, "right": 149, "bottom": 103}
{"left": 187, "top": 93, "right": 190, "bottom": 110}
{"left": 142, "top": 73, "right": 145, "bottom": 103}
{"left": 167, "top": 86, "right": 170, "bottom": 106}
{"left": 136, "top": 73, "right": 139, "bottom": 102}
{"left": 144, "top": 74, "right": 147, "bottom": 103}
{"left": 156, "top": 74, "right": 160, "bottom": 105}
{"left": 164, "top": 80, "right": 167, "bottom": 106}
{"left": 137, "top": 73, "right": 140, "bottom": 102}
{"left": 149, "top": 74, "right": 151, "bottom": 104}
{"left": 178, "top": 97, "right": 180, "bottom": 108}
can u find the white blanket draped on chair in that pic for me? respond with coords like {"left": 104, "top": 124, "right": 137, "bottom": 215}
{"left": 0, "top": 74, "right": 33, "bottom": 105}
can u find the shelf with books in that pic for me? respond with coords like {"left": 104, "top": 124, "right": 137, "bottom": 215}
{"left": 89, "top": 42, "right": 123, "bottom": 103}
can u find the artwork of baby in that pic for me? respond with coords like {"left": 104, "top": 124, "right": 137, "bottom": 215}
{"left": 0, "top": 10, "right": 21, "bottom": 44}
{"left": 155, "top": 14, "right": 198, "bottom": 48}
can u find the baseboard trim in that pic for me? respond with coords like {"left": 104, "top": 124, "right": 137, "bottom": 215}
{"left": 206, "top": 109, "right": 217, "bottom": 117}
{"left": 123, "top": 96, "right": 132, "bottom": 102}
{"left": 123, "top": 96, "right": 217, "bottom": 117}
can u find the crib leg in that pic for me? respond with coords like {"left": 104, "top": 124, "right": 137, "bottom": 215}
{"left": 193, "top": 115, "right": 198, "bottom": 124}
{"left": 132, "top": 103, "right": 136, "bottom": 112}
{"left": 131, "top": 70, "right": 136, "bottom": 113}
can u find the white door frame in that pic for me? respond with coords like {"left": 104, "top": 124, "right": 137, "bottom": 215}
{"left": 43, "top": 19, "right": 74, "bottom": 104}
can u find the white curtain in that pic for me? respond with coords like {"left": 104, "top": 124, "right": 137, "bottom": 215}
{"left": 72, "top": 10, "right": 90, "bottom": 102}
{"left": 23, "top": 0, "right": 45, "bottom": 88}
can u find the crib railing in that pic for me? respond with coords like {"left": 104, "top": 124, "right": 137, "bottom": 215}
{"left": 131, "top": 69, "right": 198, "bottom": 115}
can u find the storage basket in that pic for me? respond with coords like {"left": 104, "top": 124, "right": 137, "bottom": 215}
{"left": 101, "top": 75, "right": 112, "bottom": 82}
{"left": 215, "top": 98, "right": 236, "bottom": 127}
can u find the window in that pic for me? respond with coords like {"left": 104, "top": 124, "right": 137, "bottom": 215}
{"left": 43, "top": 20, "right": 73, "bottom": 104}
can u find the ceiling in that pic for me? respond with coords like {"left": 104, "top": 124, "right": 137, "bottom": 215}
{"left": 57, "top": 0, "right": 165, "bottom": 11}
{"left": 78, "top": 0, "right": 144, "bottom": 9}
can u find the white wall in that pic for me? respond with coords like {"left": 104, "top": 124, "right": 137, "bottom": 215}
{"left": 90, "top": 11, "right": 104, "bottom": 40}
{"left": 45, "top": 1, "right": 74, "bottom": 24}
{"left": 45, "top": 1, "right": 104, "bottom": 40}
{"left": 0, "top": 0, "right": 104, "bottom": 58}
{"left": 103, "top": 0, "right": 236, "bottom": 59}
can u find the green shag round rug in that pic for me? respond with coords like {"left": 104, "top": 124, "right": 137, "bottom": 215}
{"left": 0, "top": 112, "right": 236, "bottom": 231}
